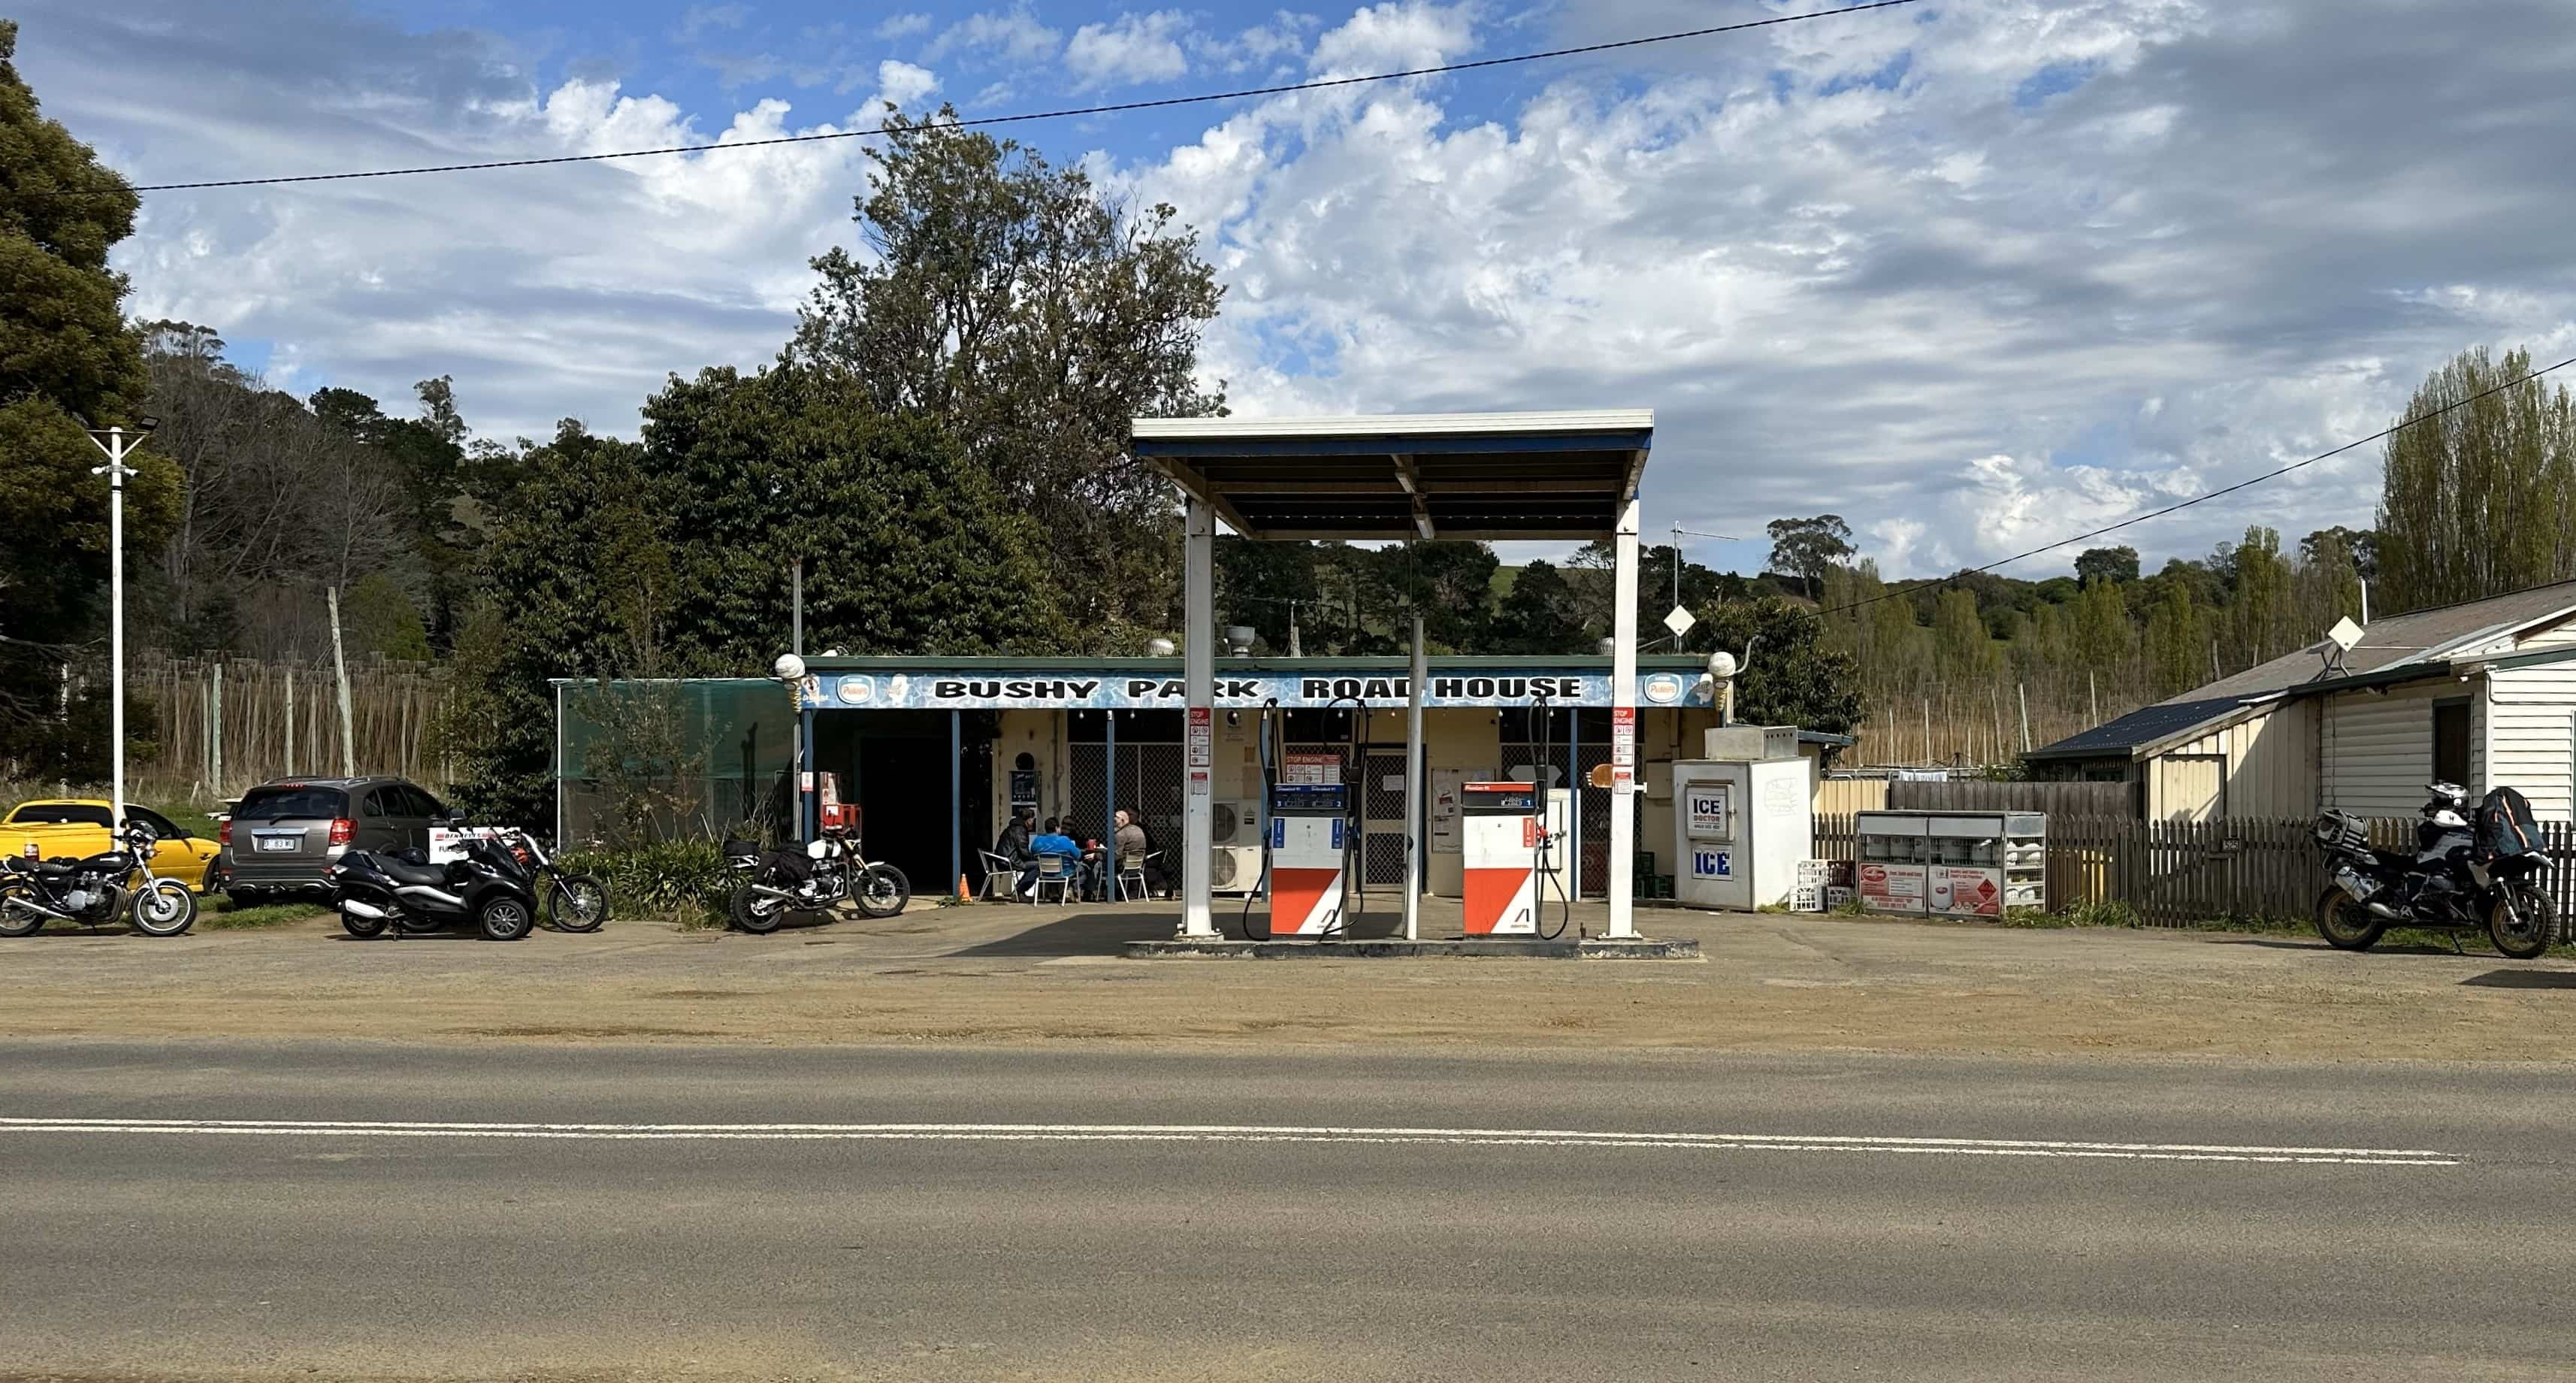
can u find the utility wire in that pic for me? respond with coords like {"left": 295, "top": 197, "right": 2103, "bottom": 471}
{"left": 1822, "top": 353, "right": 2576, "bottom": 616}
{"left": 114, "top": 1, "right": 1920, "bottom": 193}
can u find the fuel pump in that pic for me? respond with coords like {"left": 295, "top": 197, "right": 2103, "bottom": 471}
{"left": 1235, "top": 695, "right": 1366, "bottom": 940}
{"left": 1461, "top": 696, "right": 1571, "bottom": 938}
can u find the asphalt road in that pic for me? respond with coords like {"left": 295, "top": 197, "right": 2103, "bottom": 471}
{"left": 5, "top": 1040, "right": 2574, "bottom": 1381}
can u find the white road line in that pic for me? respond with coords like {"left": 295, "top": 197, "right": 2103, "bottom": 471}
{"left": 0, "top": 1118, "right": 2460, "bottom": 1165}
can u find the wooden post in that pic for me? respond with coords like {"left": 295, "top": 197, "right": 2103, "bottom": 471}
{"left": 2018, "top": 682, "right": 2032, "bottom": 753}
{"left": 210, "top": 661, "right": 224, "bottom": 800}
{"left": 328, "top": 586, "right": 355, "bottom": 776}
{"left": 284, "top": 670, "right": 295, "bottom": 777}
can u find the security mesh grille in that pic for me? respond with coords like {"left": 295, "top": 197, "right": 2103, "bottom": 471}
{"left": 1363, "top": 751, "right": 1408, "bottom": 887}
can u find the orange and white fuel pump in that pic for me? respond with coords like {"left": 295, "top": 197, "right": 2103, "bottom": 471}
{"left": 1461, "top": 782, "right": 1541, "bottom": 936}
{"left": 1265, "top": 782, "right": 1350, "bottom": 937}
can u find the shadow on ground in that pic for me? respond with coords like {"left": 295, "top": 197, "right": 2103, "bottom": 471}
{"left": 2460, "top": 968, "right": 2576, "bottom": 989}
{"left": 947, "top": 902, "right": 1415, "bottom": 956}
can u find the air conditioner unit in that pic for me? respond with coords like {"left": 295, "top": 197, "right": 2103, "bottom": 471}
{"left": 1210, "top": 846, "right": 1264, "bottom": 895}
{"left": 1211, "top": 798, "right": 1262, "bottom": 846}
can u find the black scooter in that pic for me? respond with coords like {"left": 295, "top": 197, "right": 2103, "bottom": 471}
{"left": 328, "top": 828, "right": 540, "bottom": 941}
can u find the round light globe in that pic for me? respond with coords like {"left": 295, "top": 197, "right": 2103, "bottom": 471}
{"left": 772, "top": 652, "right": 808, "bottom": 682}
{"left": 1706, "top": 650, "right": 1738, "bottom": 681}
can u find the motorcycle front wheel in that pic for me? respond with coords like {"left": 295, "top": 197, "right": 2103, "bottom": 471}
{"left": 2488, "top": 888, "right": 2555, "bottom": 961}
{"left": 479, "top": 894, "right": 536, "bottom": 942}
{"left": 546, "top": 873, "right": 609, "bottom": 933}
{"left": 129, "top": 880, "right": 198, "bottom": 937}
{"left": 854, "top": 864, "right": 911, "bottom": 918}
{"left": 730, "top": 882, "right": 788, "bottom": 934}
{"left": 2314, "top": 886, "right": 2384, "bottom": 952}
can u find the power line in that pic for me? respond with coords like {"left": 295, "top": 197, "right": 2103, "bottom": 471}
{"left": 1822, "top": 353, "right": 2576, "bottom": 616}
{"left": 113, "top": 2, "right": 1920, "bottom": 193}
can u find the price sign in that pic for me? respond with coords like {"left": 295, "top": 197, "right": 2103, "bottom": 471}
{"left": 1610, "top": 706, "right": 1637, "bottom": 792}
{"left": 1187, "top": 707, "right": 1213, "bottom": 795}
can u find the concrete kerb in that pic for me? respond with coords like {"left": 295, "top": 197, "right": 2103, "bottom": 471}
{"left": 1124, "top": 936, "right": 1701, "bottom": 960}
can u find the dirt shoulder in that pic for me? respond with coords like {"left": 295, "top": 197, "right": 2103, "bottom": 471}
{"left": 3, "top": 900, "right": 2572, "bottom": 1061}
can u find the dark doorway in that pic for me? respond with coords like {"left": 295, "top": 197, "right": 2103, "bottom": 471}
{"left": 814, "top": 710, "right": 960, "bottom": 897}
{"left": 2433, "top": 698, "right": 2472, "bottom": 789}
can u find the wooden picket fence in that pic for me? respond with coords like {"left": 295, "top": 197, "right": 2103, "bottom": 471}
{"left": 1813, "top": 813, "right": 2576, "bottom": 940}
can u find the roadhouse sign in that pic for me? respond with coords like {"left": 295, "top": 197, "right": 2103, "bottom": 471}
{"left": 811, "top": 670, "right": 1715, "bottom": 711}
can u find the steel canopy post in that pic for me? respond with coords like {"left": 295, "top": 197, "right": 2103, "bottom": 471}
{"left": 1607, "top": 495, "right": 1640, "bottom": 938}
{"left": 1180, "top": 498, "right": 1217, "bottom": 937}
{"left": 1404, "top": 613, "right": 1426, "bottom": 941}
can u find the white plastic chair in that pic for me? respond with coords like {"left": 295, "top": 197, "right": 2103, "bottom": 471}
{"left": 1117, "top": 850, "right": 1161, "bottom": 903}
{"left": 1033, "top": 854, "right": 1079, "bottom": 905}
{"left": 977, "top": 851, "right": 1020, "bottom": 901}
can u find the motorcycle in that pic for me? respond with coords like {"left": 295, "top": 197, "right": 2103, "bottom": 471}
{"left": 511, "top": 830, "right": 609, "bottom": 933}
{"left": 328, "top": 828, "right": 543, "bottom": 941}
{"left": 724, "top": 824, "right": 909, "bottom": 934}
{"left": 0, "top": 817, "right": 198, "bottom": 938}
{"left": 2312, "top": 782, "right": 2556, "bottom": 960}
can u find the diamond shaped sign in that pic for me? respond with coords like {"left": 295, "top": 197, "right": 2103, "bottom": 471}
{"left": 1663, "top": 604, "right": 1697, "bottom": 637}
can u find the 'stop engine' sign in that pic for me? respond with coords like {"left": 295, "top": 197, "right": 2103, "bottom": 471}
{"left": 810, "top": 670, "right": 1713, "bottom": 711}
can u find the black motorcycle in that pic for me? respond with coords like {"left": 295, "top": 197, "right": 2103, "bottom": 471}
{"left": 2313, "top": 783, "right": 2555, "bottom": 959}
{"left": 724, "top": 825, "right": 909, "bottom": 934}
{"left": 328, "top": 829, "right": 542, "bottom": 941}
{"left": 0, "top": 819, "right": 198, "bottom": 938}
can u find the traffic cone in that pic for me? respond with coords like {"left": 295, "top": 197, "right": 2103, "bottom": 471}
{"left": 957, "top": 873, "right": 972, "bottom": 901}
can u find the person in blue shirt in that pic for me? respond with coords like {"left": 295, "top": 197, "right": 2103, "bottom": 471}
{"left": 1027, "top": 817, "right": 1083, "bottom": 897}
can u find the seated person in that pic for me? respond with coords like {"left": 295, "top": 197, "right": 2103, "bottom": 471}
{"left": 1114, "top": 807, "right": 1163, "bottom": 897}
{"left": 995, "top": 808, "right": 1037, "bottom": 898}
{"left": 1028, "top": 819, "right": 1084, "bottom": 894}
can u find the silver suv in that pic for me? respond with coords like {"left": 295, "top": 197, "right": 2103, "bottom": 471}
{"left": 219, "top": 776, "right": 451, "bottom": 903}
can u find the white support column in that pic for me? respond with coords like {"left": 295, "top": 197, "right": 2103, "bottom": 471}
{"left": 1403, "top": 613, "right": 1426, "bottom": 941}
{"left": 1607, "top": 495, "right": 1641, "bottom": 937}
{"left": 1180, "top": 498, "right": 1217, "bottom": 937}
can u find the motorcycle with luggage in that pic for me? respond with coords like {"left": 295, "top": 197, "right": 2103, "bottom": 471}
{"left": 0, "top": 817, "right": 198, "bottom": 937}
{"left": 724, "top": 822, "right": 909, "bottom": 933}
{"left": 328, "top": 825, "right": 543, "bottom": 941}
{"left": 2312, "top": 782, "right": 2556, "bottom": 959}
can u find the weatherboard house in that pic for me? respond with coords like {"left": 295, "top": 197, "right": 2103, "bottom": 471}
{"left": 2027, "top": 580, "right": 2576, "bottom": 822}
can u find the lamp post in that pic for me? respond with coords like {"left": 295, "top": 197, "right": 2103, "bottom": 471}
{"left": 83, "top": 419, "right": 156, "bottom": 831}
{"left": 775, "top": 652, "right": 809, "bottom": 842}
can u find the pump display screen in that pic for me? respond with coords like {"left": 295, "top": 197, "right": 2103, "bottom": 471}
{"left": 1270, "top": 784, "right": 1347, "bottom": 813}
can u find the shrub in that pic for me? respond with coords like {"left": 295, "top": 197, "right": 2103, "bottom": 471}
{"left": 2054, "top": 897, "right": 2142, "bottom": 929}
{"left": 559, "top": 838, "right": 730, "bottom": 929}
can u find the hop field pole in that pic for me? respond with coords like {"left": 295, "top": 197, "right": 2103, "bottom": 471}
{"left": 83, "top": 422, "right": 153, "bottom": 831}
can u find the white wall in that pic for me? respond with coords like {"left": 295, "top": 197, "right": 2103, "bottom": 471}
{"left": 2316, "top": 678, "right": 2481, "bottom": 816}
{"left": 2145, "top": 699, "right": 2318, "bottom": 821}
{"left": 2487, "top": 662, "right": 2576, "bottom": 818}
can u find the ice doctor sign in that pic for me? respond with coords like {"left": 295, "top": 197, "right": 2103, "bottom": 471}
{"left": 1685, "top": 784, "right": 1732, "bottom": 843}
{"left": 808, "top": 669, "right": 1714, "bottom": 711}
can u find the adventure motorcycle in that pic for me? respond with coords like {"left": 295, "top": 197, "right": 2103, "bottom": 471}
{"left": 2313, "top": 782, "right": 2556, "bottom": 959}
{"left": 0, "top": 817, "right": 198, "bottom": 937}
{"left": 724, "top": 824, "right": 909, "bottom": 933}
{"left": 328, "top": 828, "right": 542, "bottom": 941}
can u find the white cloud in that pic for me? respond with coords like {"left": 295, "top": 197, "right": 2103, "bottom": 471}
{"left": 1192, "top": 10, "right": 1320, "bottom": 74}
{"left": 848, "top": 59, "right": 941, "bottom": 116}
{"left": 1066, "top": 11, "right": 1194, "bottom": 90}
{"left": 926, "top": 5, "right": 1063, "bottom": 64}
{"left": 874, "top": 12, "right": 934, "bottom": 41}
{"left": 676, "top": 3, "right": 751, "bottom": 42}
{"left": 44, "top": 0, "right": 2576, "bottom": 585}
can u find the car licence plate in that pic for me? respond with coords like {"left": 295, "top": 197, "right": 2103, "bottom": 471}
{"left": 255, "top": 834, "right": 302, "bottom": 852}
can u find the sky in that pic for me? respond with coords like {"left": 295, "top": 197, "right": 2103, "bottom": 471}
{"left": 17, "top": 0, "right": 2576, "bottom": 581}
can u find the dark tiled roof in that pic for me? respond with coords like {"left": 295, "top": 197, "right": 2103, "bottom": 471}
{"left": 2027, "top": 696, "right": 2251, "bottom": 759}
{"left": 2030, "top": 580, "right": 2576, "bottom": 760}
{"left": 2160, "top": 580, "right": 2576, "bottom": 707}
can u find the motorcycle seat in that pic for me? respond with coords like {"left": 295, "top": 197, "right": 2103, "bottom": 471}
{"left": 375, "top": 857, "right": 454, "bottom": 888}
{"left": 15, "top": 860, "right": 74, "bottom": 878}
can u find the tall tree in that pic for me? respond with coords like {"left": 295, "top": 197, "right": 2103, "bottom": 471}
{"left": 2226, "top": 525, "right": 2290, "bottom": 667}
{"left": 1764, "top": 514, "right": 1854, "bottom": 598}
{"left": 0, "top": 21, "right": 179, "bottom": 773}
{"left": 2378, "top": 345, "right": 2576, "bottom": 610}
{"left": 1932, "top": 588, "right": 2000, "bottom": 682}
{"left": 2143, "top": 583, "right": 2208, "bottom": 699}
{"left": 789, "top": 107, "right": 1225, "bottom": 645}
{"left": 1491, "top": 559, "right": 1587, "bottom": 655}
{"left": 2073, "top": 546, "right": 2140, "bottom": 586}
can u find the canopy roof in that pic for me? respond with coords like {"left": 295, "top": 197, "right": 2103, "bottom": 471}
{"left": 1131, "top": 410, "right": 1652, "bottom": 540}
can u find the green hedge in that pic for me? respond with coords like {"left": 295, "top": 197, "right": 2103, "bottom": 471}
{"left": 559, "top": 839, "right": 732, "bottom": 929}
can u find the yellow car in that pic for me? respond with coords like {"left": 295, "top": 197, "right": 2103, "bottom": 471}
{"left": 1, "top": 800, "right": 225, "bottom": 892}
